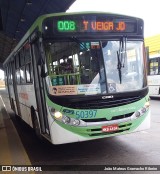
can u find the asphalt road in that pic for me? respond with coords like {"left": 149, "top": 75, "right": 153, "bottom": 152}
{"left": 1, "top": 89, "right": 160, "bottom": 174}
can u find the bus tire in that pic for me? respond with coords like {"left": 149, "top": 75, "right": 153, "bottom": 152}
{"left": 11, "top": 99, "right": 16, "bottom": 113}
{"left": 31, "top": 108, "right": 42, "bottom": 140}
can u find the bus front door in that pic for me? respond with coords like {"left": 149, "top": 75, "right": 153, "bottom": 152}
{"left": 31, "top": 40, "right": 50, "bottom": 137}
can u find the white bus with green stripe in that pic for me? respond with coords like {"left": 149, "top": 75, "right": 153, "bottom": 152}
{"left": 3, "top": 12, "right": 150, "bottom": 144}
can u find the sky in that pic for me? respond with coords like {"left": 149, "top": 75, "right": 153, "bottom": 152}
{"left": 68, "top": 0, "right": 160, "bottom": 37}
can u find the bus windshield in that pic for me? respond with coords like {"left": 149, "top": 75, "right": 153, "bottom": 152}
{"left": 45, "top": 39, "right": 145, "bottom": 96}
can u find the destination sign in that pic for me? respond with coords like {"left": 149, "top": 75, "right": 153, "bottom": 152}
{"left": 57, "top": 20, "right": 127, "bottom": 32}
{"left": 42, "top": 14, "right": 143, "bottom": 36}
{"left": 52, "top": 14, "right": 138, "bottom": 34}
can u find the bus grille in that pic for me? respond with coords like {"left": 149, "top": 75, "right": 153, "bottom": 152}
{"left": 86, "top": 123, "right": 132, "bottom": 137}
{"left": 68, "top": 96, "right": 141, "bottom": 109}
{"left": 81, "top": 112, "right": 133, "bottom": 122}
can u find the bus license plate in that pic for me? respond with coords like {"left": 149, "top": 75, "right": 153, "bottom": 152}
{"left": 102, "top": 124, "right": 119, "bottom": 132}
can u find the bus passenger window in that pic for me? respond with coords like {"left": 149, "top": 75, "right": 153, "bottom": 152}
{"left": 8, "top": 63, "right": 11, "bottom": 84}
{"left": 20, "top": 66, "right": 25, "bottom": 84}
{"left": 16, "top": 69, "right": 21, "bottom": 84}
{"left": 24, "top": 42, "right": 31, "bottom": 63}
{"left": 26, "top": 63, "right": 32, "bottom": 83}
{"left": 19, "top": 48, "right": 25, "bottom": 66}
{"left": 15, "top": 54, "right": 20, "bottom": 69}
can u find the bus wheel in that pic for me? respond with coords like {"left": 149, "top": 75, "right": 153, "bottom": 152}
{"left": 32, "top": 110, "right": 42, "bottom": 140}
{"left": 11, "top": 99, "right": 16, "bottom": 112}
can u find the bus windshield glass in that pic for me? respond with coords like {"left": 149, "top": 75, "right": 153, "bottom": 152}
{"left": 45, "top": 39, "right": 144, "bottom": 96}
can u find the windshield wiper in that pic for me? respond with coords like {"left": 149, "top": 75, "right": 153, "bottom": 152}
{"left": 117, "top": 36, "right": 127, "bottom": 84}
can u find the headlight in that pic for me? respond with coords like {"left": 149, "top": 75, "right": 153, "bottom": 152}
{"left": 72, "top": 119, "right": 80, "bottom": 126}
{"left": 135, "top": 111, "right": 141, "bottom": 118}
{"left": 141, "top": 107, "right": 146, "bottom": 113}
{"left": 54, "top": 111, "right": 63, "bottom": 119}
{"left": 48, "top": 107, "right": 63, "bottom": 119}
{"left": 145, "top": 101, "right": 150, "bottom": 108}
{"left": 48, "top": 106, "right": 81, "bottom": 126}
{"left": 133, "top": 101, "right": 150, "bottom": 119}
{"left": 62, "top": 116, "right": 81, "bottom": 126}
{"left": 62, "top": 116, "right": 71, "bottom": 124}
{"left": 48, "top": 106, "right": 55, "bottom": 116}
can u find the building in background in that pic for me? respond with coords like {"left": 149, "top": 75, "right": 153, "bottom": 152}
{"left": 145, "top": 34, "right": 160, "bottom": 57}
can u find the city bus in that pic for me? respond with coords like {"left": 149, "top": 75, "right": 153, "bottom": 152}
{"left": 147, "top": 54, "right": 160, "bottom": 98}
{"left": 3, "top": 12, "right": 150, "bottom": 144}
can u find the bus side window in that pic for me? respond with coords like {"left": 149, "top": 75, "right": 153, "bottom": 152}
{"left": 15, "top": 54, "right": 20, "bottom": 69}
{"left": 25, "top": 63, "right": 32, "bottom": 83}
{"left": 24, "top": 42, "right": 31, "bottom": 64}
{"left": 20, "top": 66, "right": 25, "bottom": 84}
{"left": 19, "top": 48, "right": 25, "bottom": 67}
{"left": 8, "top": 62, "right": 13, "bottom": 84}
{"left": 16, "top": 69, "right": 21, "bottom": 84}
